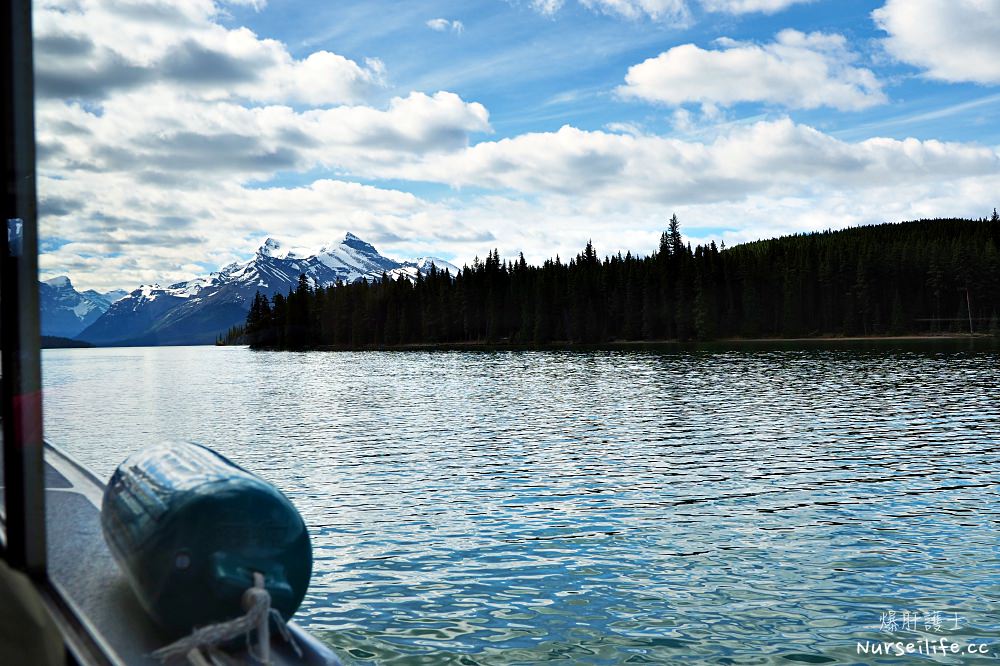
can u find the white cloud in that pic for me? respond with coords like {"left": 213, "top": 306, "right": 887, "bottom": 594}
{"left": 525, "top": 0, "right": 688, "bottom": 21}
{"left": 33, "top": 0, "right": 384, "bottom": 104}
{"left": 605, "top": 121, "right": 644, "bottom": 135}
{"left": 530, "top": 0, "right": 565, "bottom": 15}
{"left": 618, "top": 30, "right": 887, "bottom": 110}
{"left": 580, "top": 0, "right": 689, "bottom": 21}
{"left": 527, "top": 0, "right": 807, "bottom": 20}
{"left": 873, "top": 0, "right": 1000, "bottom": 84}
{"left": 223, "top": 0, "right": 268, "bottom": 9}
{"left": 38, "top": 90, "right": 491, "bottom": 187}
{"left": 426, "top": 18, "right": 464, "bottom": 33}
{"left": 671, "top": 108, "right": 696, "bottom": 132}
{"left": 701, "top": 0, "right": 813, "bottom": 14}
{"left": 373, "top": 119, "right": 998, "bottom": 206}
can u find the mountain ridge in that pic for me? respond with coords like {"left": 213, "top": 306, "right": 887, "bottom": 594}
{"left": 77, "top": 233, "right": 458, "bottom": 346}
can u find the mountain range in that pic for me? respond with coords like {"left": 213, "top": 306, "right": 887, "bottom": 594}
{"left": 39, "top": 276, "right": 128, "bottom": 338}
{"left": 53, "top": 233, "right": 457, "bottom": 346}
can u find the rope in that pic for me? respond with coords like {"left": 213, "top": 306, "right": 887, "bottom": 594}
{"left": 151, "top": 572, "right": 300, "bottom": 665}
{"left": 249, "top": 573, "right": 271, "bottom": 664}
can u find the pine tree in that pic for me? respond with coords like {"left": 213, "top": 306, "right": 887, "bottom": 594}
{"left": 890, "top": 290, "right": 906, "bottom": 335}
{"left": 667, "top": 213, "right": 683, "bottom": 256}
{"left": 270, "top": 293, "right": 286, "bottom": 347}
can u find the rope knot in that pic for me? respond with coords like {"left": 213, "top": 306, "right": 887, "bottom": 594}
{"left": 151, "top": 571, "right": 299, "bottom": 665}
{"left": 242, "top": 585, "right": 270, "bottom": 613}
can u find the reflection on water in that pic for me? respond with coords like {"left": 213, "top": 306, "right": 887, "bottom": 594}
{"left": 42, "top": 343, "right": 1000, "bottom": 664}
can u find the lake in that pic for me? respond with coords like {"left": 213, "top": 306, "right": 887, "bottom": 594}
{"left": 41, "top": 342, "right": 1000, "bottom": 664}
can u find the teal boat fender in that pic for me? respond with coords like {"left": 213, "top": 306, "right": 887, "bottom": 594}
{"left": 100, "top": 442, "right": 313, "bottom": 635}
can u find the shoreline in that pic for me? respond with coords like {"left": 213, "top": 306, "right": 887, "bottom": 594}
{"left": 247, "top": 333, "right": 997, "bottom": 352}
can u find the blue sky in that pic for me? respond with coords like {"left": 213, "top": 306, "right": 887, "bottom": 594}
{"left": 230, "top": 0, "right": 998, "bottom": 144}
{"left": 32, "top": 0, "right": 1000, "bottom": 291}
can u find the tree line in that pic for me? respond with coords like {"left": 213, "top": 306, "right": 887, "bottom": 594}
{"left": 227, "top": 214, "right": 1000, "bottom": 349}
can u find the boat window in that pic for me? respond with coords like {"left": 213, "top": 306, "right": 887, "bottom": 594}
{"left": 23, "top": 1, "right": 1000, "bottom": 665}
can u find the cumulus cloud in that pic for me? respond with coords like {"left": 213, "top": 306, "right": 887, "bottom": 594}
{"left": 618, "top": 30, "right": 887, "bottom": 110}
{"left": 426, "top": 18, "right": 464, "bottom": 33}
{"left": 371, "top": 119, "right": 999, "bottom": 206}
{"left": 873, "top": 0, "right": 1000, "bottom": 84}
{"left": 33, "top": 0, "right": 384, "bottom": 104}
{"left": 38, "top": 91, "right": 491, "bottom": 188}
{"left": 701, "top": 0, "right": 813, "bottom": 14}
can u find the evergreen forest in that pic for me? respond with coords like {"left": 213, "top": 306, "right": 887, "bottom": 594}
{"left": 228, "top": 215, "right": 1000, "bottom": 349}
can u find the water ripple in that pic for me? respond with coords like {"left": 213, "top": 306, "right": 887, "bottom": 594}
{"left": 41, "top": 344, "right": 1000, "bottom": 664}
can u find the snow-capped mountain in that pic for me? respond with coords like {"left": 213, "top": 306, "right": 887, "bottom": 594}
{"left": 78, "top": 233, "right": 459, "bottom": 346}
{"left": 90, "top": 288, "right": 129, "bottom": 304}
{"left": 39, "top": 276, "right": 127, "bottom": 338}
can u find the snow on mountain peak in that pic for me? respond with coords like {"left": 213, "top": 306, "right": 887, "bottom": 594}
{"left": 39, "top": 276, "right": 119, "bottom": 338}
{"left": 44, "top": 275, "right": 73, "bottom": 289}
{"left": 257, "top": 237, "right": 310, "bottom": 260}
{"left": 257, "top": 237, "right": 287, "bottom": 258}
{"left": 75, "top": 231, "right": 461, "bottom": 345}
{"left": 340, "top": 232, "right": 379, "bottom": 255}
{"left": 413, "top": 257, "right": 460, "bottom": 275}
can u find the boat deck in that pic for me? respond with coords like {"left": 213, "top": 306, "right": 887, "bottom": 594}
{"left": 2, "top": 443, "right": 340, "bottom": 665}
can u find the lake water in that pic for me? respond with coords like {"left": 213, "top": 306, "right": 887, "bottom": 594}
{"left": 41, "top": 343, "right": 1000, "bottom": 664}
